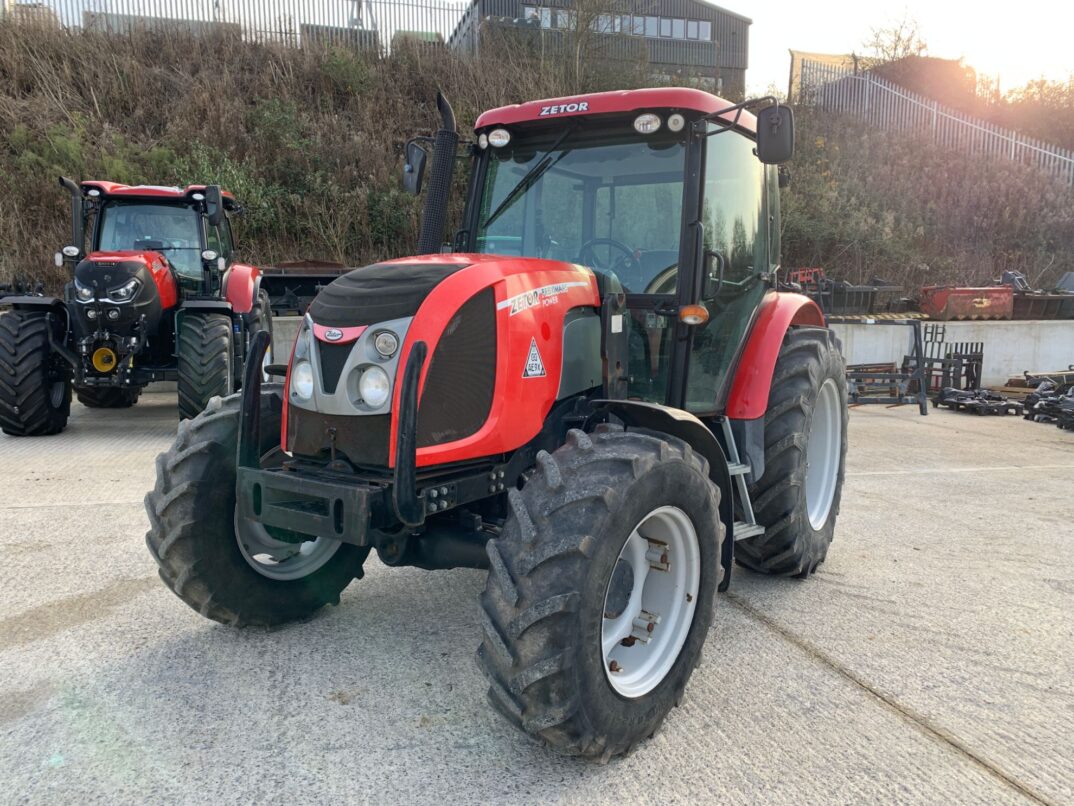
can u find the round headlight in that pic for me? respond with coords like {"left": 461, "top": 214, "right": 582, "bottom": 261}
{"left": 291, "top": 360, "right": 314, "bottom": 399}
{"left": 62, "top": 245, "right": 80, "bottom": 258}
{"left": 107, "top": 308, "right": 121, "bottom": 321}
{"left": 201, "top": 249, "right": 218, "bottom": 261}
{"left": 358, "top": 366, "right": 391, "bottom": 408}
{"left": 667, "top": 113, "right": 686, "bottom": 132}
{"left": 633, "top": 113, "right": 662, "bottom": 134}
{"left": 373, "top": 331, "right": 399, "bottom": 358}
{"left": 76, "top": 283, "right": 93, "bottom": 301}
{"left": 488, "top": 128, "right": 511, "bottom": 148}
{"left": 86, "top": 308, "right": 98, "bottom": 320}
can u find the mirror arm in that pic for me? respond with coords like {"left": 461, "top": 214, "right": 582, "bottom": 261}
{"left": 694, "top": 96, "right": 779, "bottom": 137}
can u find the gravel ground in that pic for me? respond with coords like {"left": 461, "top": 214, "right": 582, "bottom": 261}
{"left": 1, "top": 396, "right": 1072, "bottom": 805}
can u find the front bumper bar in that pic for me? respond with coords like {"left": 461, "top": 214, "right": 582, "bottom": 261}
{"left": 235, "top": 331, "right": 429, "bottom": 544}
{"left": 236, "top": 465, "right": 386, "bottom": 545}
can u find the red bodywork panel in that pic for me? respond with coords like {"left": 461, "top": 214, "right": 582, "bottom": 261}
{"left": 87, "top": 251, "right": 178, "bottom": 310}
{"left": 918, "top": 285, "right": 1013, "bottom": 321}
{"left": 725, "top": 292, "right": 826, "bottom": 420}
{"left": 385, "top": 254, "right": 600, "bottom": 469}
{"left": 223, "top": 263, "right": 262, "bottom": 314}
{"left": 313, "top": 323, "right": 366, "bottom": 344}
{"left": 475, "top": 88, "right": 757, "bottom": 133}
{"left": 80, "top": 181, "right": 237, "bottom": 208}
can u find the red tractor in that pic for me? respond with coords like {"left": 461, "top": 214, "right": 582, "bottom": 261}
{"left": 146, "top": 89, "right": 847, "bottom": 760}
{"left": 0, "top": 180, "right": 273, "bottom": 434}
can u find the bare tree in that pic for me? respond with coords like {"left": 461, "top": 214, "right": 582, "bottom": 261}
{"left": 863, "top": 14, "right": 927, "bottom": 65}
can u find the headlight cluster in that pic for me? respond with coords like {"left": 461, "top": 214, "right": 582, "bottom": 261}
{"left": 110, "top": 278, "right": 140, "bottom": 302}
{"left": 75, "top": 280, "right": 94, "bottom": 301}
{"left": 289, "top": 325, "right": 397, "bottom": 410}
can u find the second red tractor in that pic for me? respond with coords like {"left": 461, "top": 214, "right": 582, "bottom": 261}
{"left": 0, "top": 180, "right": 273, "bottom": 434}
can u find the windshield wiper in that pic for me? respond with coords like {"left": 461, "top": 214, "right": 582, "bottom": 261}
{"left": 482, "top": 126, "right": 575, "bottom": 231}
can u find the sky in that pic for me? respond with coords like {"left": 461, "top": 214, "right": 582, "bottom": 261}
{"left": 744, "top": 1, "right": 1074, "bottom": 95}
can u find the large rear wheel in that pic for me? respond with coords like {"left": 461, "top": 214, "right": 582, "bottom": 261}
{"left": 177, "top": 312, "right": 233, "bottom": 420}
{"left": 145, "top": 389, "right": 369, "bottom": 627}
{"left": 739, "top": 327, "right": 848, "bottom": 576}
{"left": 477, "top": 427, "right": 723, "bottom": 761}
{"left": 0, "top": 310, "right": 71, "bottom": 436}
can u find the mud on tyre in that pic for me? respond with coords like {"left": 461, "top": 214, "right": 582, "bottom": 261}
{"left": 477, "top": 426, "right": 723, "bottom": 761}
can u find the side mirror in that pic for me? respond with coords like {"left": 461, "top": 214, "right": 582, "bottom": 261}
{"left": 205, "top": 185, "right": 224, "bottom": 227}
{"left": 702, "top": 250, "right": 726, "bottom": 300}
{"left": 756, "top": 104, "right": 795, "bottom": 165}
{"left": 403, "top": 141, "right": 427, "bottom": 196}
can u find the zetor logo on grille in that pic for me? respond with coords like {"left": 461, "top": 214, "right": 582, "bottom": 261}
{"left": 539, "top": 102, "right": 589, "bottom": 116}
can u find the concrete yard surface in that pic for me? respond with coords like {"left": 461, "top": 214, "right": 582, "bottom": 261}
{"left": 1, "top": 396, "right": 1072, "bottom": 804}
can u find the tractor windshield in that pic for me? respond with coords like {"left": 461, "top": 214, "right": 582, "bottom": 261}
{"left": 475, "top": 131, "right": 686, "bottom": 294}
{"left": 97, "top": 202, "right": 203, "bottom": 278}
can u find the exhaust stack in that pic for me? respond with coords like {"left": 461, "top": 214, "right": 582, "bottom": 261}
{"left": 416, "top": 92, "right": 458, "bottom": 255}
{"left": 58, "top": 176, "right": 84, "bottom": 250}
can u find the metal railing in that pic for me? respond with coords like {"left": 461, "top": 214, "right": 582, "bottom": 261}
{"left": 2, "top": 0, "right": 469, "bottom": 52}
{"left": 798, "top": 59, "right": 1074, "bottom": 187}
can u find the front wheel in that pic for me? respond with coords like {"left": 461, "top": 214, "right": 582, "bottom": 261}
{"left": 477, "top": 427, "right": 723, "bottom": 761}
{"left": 740, "top": 327, "right": 848, "bottom": 577}
{"left": 177, "top": 312, "right": 233, "bottom": 420}
{"left": 145, "top": 389, "right": 369, "bottom": 627}
{"left": 0, "top": 310, "right": 71, "bottom": 436}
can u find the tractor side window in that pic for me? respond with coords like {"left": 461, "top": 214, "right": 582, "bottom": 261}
{"left": 685, "top": 131, "right": 768, "bottom": 414}
{"left": 207, "top": 223, "right": 232, "bottom": 260}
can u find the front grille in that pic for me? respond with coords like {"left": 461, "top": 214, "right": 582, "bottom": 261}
{"left": 317, "top": 341, "right": 353, "bottom": 395}
{"left": 416, "top": 288, "right": 496, "bottom": 448}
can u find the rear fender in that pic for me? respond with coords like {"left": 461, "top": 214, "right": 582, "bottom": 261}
{"left": 223, "top": 263, "right": 262, "bottom": 314}
{"left": 725, "top": 291, "right": 825, "bottom": 420}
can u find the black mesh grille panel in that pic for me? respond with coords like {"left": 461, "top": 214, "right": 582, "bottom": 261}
{"left": 317, "top": 341, "right": 353, "bottom": 395}
{"left": 416, "top": 288, "right": 496, "bottom": 448}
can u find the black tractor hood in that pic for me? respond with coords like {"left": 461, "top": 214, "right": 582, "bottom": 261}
{"left": 307, "top": 261, "right": 469, "bottom": 328}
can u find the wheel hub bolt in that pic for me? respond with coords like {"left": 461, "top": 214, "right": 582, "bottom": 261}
{"left": 608, "top": 660, "right": 622, "bottom": 673}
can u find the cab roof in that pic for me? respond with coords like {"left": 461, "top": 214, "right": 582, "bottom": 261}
{"left": 474, "top": 88, "right": 757, "bottom": 134}
{"left": 79, "top": 181, "right": 238, "bottom": 208}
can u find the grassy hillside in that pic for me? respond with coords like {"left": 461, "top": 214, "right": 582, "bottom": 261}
{"left": 1, "top": 21, "right": 1071, "bottom": 293}
{"left": 782, "top": 111, "right": 1074, "bottom": 289}
{"left": 0, "top": 22, "right": 647, "bottom": 289}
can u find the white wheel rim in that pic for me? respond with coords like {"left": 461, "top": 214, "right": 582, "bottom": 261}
{"left": 233, "top": 447, "right": 342, "bottom": 581}
{"left": 234, "top": 507, "right": 343, "bottom": 581}
{"left": 805, "top": 377, "right": 842, "bottom": 530}
{"left": 601, "top": 506, "right": 700, "bottom": 698}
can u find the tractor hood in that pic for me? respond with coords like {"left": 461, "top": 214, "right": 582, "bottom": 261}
{"left": 71, "top": 250, "right": 178, "bottom": 315}
{"left": 286, "top": 253, "right": 603, "bottom": 469}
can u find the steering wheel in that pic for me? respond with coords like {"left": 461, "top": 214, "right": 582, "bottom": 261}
{"left": 578, "top": 238, "right": 642, "bottom": 286}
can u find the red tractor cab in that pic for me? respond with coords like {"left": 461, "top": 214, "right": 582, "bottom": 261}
{"left": 0, "top": 179, "right": 273, "bottom": 433}
{"left": 146, "top": 89, "right": 848, "bottom": 760}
